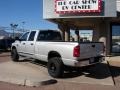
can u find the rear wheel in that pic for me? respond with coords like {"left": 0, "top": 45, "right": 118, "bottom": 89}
{"left": 47, "top": 57, "right": 64, "bottom": 78}
{"left": 11, "top": 48, "right": 19, "bottom": 62}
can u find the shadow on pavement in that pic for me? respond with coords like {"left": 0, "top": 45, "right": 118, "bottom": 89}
{"left": 18, "top": 59, "right": 31, "bottom": 62}
{"left": 32, "top": 60, "right": 47, "bottom": 67}
{"left": 62, "top": 63, "right": 111, "bottom": 79}
{"left": 109, "top": 66, "right": 120, "bottom": 78}
{"left": 31, "top": 60, "right": 119, "bottom": 79}
{"left": 41, "top": 79, "right": 58, "bottom": 85}
{"left": 11, "top": 58, "right": 120, "bottom": 80}
{"left": 83, "top": 63, "right": 111, "bottom": 79}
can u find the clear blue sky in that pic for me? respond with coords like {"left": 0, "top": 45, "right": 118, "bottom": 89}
{"left": 0, "top": 0, "right": 57, "bottom": 30}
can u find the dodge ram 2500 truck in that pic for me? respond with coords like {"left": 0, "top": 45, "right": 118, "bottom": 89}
{"left": 11, "top": 30, "right": 105, "bottom": 78}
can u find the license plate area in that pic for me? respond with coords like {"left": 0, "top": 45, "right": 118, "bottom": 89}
{"left": 89, "top": 57, "right": 95, "bottom": 64}
{"left": 89, "top": 57, "right": 101, "bottom": 64}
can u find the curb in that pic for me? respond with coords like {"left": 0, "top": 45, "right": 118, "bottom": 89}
{"left": 0, "top": 76, "right": 57, "bottom": 87}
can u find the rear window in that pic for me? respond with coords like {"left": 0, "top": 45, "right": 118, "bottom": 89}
{"left": 37, "top": 31, "right": 62, "bottom": 41}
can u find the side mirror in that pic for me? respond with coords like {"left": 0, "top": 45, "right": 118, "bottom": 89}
{"left": 15, "top": 37, "right": 21, "bottom": 41}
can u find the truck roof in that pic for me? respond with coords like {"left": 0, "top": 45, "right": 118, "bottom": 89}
{"left": 30, "top": 29, "right": 59, "bottom": 32}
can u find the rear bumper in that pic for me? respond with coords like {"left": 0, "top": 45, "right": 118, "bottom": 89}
{"left": 62, "top": 56, "right": 105, "bottom": 67}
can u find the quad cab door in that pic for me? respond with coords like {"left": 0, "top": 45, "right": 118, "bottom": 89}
{"left": 25, "top": 31, "right": 36, "bottom": 58}
{"left": 17, "top": 32, "right": 30, "bottom": 56}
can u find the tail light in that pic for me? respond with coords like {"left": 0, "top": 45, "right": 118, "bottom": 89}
{"left": 73, "top": 45, "right": 80, "bottom": 57}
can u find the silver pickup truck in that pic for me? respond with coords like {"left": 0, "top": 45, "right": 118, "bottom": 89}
{"left": 11, "top": 30, "right": 105, "bottom": 78}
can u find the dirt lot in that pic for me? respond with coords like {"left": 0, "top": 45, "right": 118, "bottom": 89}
{"left": 0, "top": 52, "right": 120, "bottom": 90}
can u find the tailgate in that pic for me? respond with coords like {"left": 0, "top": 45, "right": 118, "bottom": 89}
{"left": 79, "top": 42, "right": 104, "bottom": 59}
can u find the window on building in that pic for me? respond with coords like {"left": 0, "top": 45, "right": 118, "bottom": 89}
{"left": 70, "top": 30, "right": 93, "bottom": 42}
{"left": 111, "top": 24, "right": 120, "bottom": 53}
{"left": 79, "top": 30, "right": 93, "bottom": 42}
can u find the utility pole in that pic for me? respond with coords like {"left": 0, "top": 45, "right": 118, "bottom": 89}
{"left": 10, "top": 23, "right": 18, "bottom": 39}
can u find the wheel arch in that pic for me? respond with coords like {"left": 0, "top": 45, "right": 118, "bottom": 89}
{"left": 48, "top": 51, "right": 62, "bottom": 60}
{"left": 11, "top": 46, "right": 16, "bottom": 50}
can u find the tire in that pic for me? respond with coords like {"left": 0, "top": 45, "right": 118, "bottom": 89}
{"left": 47, "top": 57, "right": 64, "bottom": 78}
{"left": 11, "top": 48, "right": 19, "bottom": 62}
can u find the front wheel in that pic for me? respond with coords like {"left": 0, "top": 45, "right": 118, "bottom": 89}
{"left": 11, "top": 48, "right": 19, "bottom": 62}
{"left": 47, "top": 57, "right": 64, "bottom": 78}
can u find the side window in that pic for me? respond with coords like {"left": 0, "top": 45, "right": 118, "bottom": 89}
{"left": 28, "top": 31, "right": 36, "bottom": 41}
{"left": 37, "top": 31, "right": 62, "bottom": 41}
{"left": 52, "top": 32, "right": 62, "bottom": 40}
{"left": 20, "top": 32, "right": 29, "bottom": 41}
{"left": 37, "top": 31, "right": 47, "bottom": 41}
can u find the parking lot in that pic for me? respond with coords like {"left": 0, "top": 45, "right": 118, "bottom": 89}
{"left": 0, "top": 52, "right": 120, "bottom": 90}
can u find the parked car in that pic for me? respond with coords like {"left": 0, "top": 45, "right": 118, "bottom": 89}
{"left": 11, "top": 30, "right": 105, "bottom": 78}
{"left": 0, "top": 38, "right": 15, "bottom": 51}
{"left": 112, "top": 42, "right": 120, "bottom": 53}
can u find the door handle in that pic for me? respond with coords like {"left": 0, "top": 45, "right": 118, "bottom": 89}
{"left": 23, "top": 43, "right": 25, "bottom": 45}
{"left": 31, "top": 43, "right": 34, "bottom": 45}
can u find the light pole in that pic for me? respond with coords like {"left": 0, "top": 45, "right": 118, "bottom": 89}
{"left": 22, "top": 21, "right": 25, "bottom": 32}
{"left": 10, "top": 23, "right": 18, "bottom": 39}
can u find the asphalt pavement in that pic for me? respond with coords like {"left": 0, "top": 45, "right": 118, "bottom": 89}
{"left": 0, "top": 52, "right": 120, "bottom": 90}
